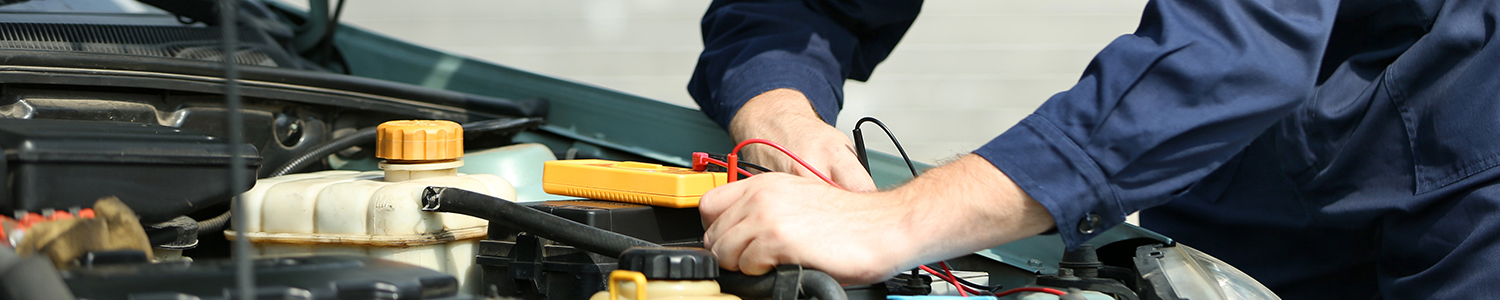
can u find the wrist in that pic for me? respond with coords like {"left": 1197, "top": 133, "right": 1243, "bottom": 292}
{"left": 729, "top": 89, "right": 827, "bottom": 141}
{"left": 887, "top": 155, "right": 1055, "bottom": 266}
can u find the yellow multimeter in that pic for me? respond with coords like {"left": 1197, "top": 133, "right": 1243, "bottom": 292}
{"left": 541, "top": 159, "right": 729, "bottom": 208}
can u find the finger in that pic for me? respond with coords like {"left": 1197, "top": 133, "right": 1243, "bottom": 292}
{"left": 699, "top": 180, "right": 751, "bottom": 226}
{"left": 709, "top": 217, "right": 758, "bottom": 272}
{"left": 703, "top": 182, "right": 758, "bottom": 249}
{"left": 737, "top": 228, "right": 790, "bottom": 276}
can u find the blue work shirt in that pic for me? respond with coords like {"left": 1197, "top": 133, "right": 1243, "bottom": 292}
{"left": 688, "top": 0, "right": 1500, "bottom": 298}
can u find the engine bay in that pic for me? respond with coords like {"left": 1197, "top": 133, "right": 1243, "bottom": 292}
{"left": 0, "top": 1, "right": 1277, "bottom": 300}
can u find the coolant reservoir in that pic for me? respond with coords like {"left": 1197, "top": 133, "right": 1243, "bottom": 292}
{"left": 232, "top": 120, "right": 516, "bottom": 293}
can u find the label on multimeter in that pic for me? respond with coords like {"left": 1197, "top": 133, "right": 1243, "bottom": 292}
{"left": 541, "top": 159, "right": 729, "bottom": 208}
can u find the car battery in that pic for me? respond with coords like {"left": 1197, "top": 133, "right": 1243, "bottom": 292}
{"left": 477, "top": 200, "right": 704, "bottom": 300}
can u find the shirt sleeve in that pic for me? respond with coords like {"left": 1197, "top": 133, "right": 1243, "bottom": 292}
{"left": 974, "top": 0, "right": 1339, "bottom": 249}
{"left": 687, "top": 0, "right": 923, "bottom": 129}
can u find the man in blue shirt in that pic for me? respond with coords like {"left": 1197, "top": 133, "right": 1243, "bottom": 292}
{"left": 690, "top": 0, "right": 1500, "bottom": 298}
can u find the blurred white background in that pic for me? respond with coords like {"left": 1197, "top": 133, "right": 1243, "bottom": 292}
{"left": 285, "top": 0, "right": 1148, "bottom": 165}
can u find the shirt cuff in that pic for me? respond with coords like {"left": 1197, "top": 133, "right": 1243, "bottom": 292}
{"left": 707, "top": 62, "right": 843, "bottom": 129}
{"left": 973, "top": 114, "right": 1126, "bottom": 250}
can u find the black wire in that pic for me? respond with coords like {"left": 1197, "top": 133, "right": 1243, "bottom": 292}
{"left": 853, "top": 116, "right": 919, "bottom": 177}
{"left": 853, "top": 121, "right": 1005, "bottom": 293}
{"left": 952, "top": 273, "right": 1002, "bottom": 293}
{"left": 851, "top": 117, "right": 927, "bottom": 287}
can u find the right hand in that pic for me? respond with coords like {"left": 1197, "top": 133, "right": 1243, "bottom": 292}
{"left": 698, "top": 155, "right": 1055, "bottom": 284}
{"left": 728, "top": 89, "right": 877, "bottom": 192}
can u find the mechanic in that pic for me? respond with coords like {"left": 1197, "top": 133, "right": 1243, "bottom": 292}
{"left": 687, "top": 0, "right": 1500, "bottom": 299}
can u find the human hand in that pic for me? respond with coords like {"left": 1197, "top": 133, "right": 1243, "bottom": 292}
{"left": 699, "top": 172, "right": 916, "bottom": 284}
{"left": 729, "top": 89, "right": 878, "bottom": 192}
{"left": 699, "top": 155, "right": 1056, "bottom": 284}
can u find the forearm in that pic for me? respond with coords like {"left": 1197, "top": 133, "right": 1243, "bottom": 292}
{"left": 888, "top": 154, "right": 1054, "bottom": 267}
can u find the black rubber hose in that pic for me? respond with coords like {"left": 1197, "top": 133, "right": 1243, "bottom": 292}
{"left": 800, "top": 270, "right": 847, "bottom": 300}
{"left": 420, "top": 186, "right": 660, "bottom": 257}
{"left": 718, "top": 268, "right": 849, "bottom": 300}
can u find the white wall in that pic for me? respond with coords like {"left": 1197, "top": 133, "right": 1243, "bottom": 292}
{"left": 292, "top": 0, "right": 1148, "bottom": 164}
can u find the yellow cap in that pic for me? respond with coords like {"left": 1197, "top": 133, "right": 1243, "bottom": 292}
{"left": 376, "top": 120, "right": 463, "bottom": 161}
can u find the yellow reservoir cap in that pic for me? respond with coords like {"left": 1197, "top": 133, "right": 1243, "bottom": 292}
{"left": 376, "top": 120, "right": 463, "bottom": 161}
{"left": 542, "top": 159, "right": 728, "bottom": 208}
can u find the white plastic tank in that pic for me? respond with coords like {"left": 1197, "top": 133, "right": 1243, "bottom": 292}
{"left": 458, "top": 143, "right": 571, "bottom": 202}
{"left": 231, "top": 120, "right": 516, "bottom": 294}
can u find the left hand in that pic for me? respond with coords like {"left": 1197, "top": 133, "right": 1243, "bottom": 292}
{"left": 728, "top": 89, "right": 878, "bottom": 192}
{"left": 699, "top": 172, "right": 916, "bottom": 284}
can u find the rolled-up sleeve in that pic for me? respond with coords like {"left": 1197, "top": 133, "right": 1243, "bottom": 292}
{"left": 688, "top": 0, "right": 922, "bottom": 128}
{"left": 976, "top": 0, "right": 1339, "bottom": 249}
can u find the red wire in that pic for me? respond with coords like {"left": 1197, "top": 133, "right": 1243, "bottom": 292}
{"left": 701, "top": 157, "right": 756, "bottom": 178}
{"left": 938, "top": 262, "right": 959, "bottom": 283}
{"left": 994, "top": 287, "right": 1067, "bottom": 297}
{"left": 936, "top": 262, "right": 986, "bottom": 295}
{"left": 728, "top": 139, "right": 843, "bottom": 189}
{"left": 928, "top": 262, "right": 986, "bottom": 296}
{"left": 917, "top": 265, "right": 969, "bottom": 297}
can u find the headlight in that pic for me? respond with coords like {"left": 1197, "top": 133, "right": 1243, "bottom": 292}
{"left": 1135, "top": 244, "right": 1280, "bottom": 300}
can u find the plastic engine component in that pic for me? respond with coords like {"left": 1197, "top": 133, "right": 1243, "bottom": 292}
{"left": 542, "top": 160, "right": 727, "bottom": 208}
{"left": 234, "top": 169, "right": 514, "bottom": 292}
{"left": 235, "top": 119, "right": 515, "bottom": 293}
{"left": 478, "top": 200, "right": 706, "bottom": 300}
{"left": 618, "top": 247, "right": 718, "bottom": 280}
{"left": 518, "top": 200, "right": 705, "bottom": 244}
{"left": 0, "top": 119, "right": 259, "bottom": 223}
{"left": 62, "top": 255, "right": 466, "bottom": 300}
{"left": 591, "top": 247, "right": 740, "bottom": 300}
